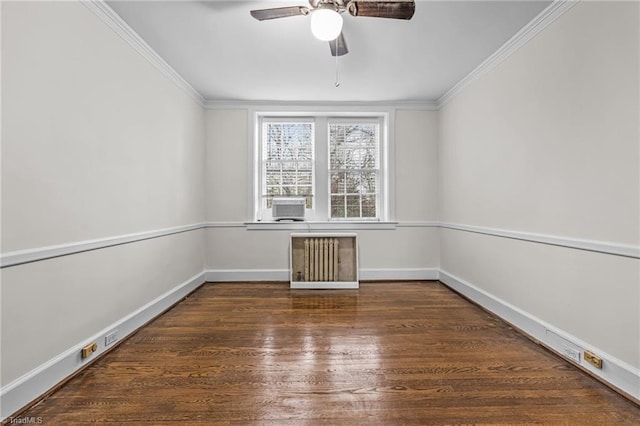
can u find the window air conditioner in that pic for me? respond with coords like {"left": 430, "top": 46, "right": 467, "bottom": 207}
{"left": 272, "top": 197, "right": 306, "bottom": 221}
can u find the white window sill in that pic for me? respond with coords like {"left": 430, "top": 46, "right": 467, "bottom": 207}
{"left": 245, "top": 221, "right": 397, "bottom": 231}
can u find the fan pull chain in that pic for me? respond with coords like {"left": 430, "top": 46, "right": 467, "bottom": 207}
{"left": 334, "top": 37, "right": 340, "bottom": 87}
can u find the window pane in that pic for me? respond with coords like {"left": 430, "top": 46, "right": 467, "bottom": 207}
{"left": 362, "top": 195, "right": 376, "bottom": 218}
{"left": 284, "top": 171, "right": 304, "bottom": 185}
{"left": 329, "top": 145, "right": 341, "bottom": 169}
{"left": 331, "top": 195, "right": 345, "bottom": 218}
{"left": 330, "top": 124, "right": 378, "bottom": 168}
{"left": 266, "top": 186, "right": 281, "bottom": 196}
{"left": 297, "top": 174, "right": 312, "bottom": 186}
{"left": 298, "top": 186, "right": 313, "bottom": 196}
{"left": 330, "top": 171, "right": 345, "bottom": 193}
{"left": 360, "top": 171, "right": 377, "bottom": 193}
{"left": 346, "top": 195, "right": 360, "bottom": 218}
{"left": 298, "top": 161, "right": 313, "bottom": 171}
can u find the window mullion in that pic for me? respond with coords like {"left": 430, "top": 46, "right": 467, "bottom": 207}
{"left": 315, "top": 116, "right": 329, "bottom": 221}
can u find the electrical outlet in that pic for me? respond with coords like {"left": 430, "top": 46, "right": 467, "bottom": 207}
{"left": 81, "top": 342, "right": 98, "bottom": 359}
{"left": 562, "top": 346, "right": 580, "bottom": 363}
{"left": 105, "top": 330, "right": 118, "bottom": 346}
{"left": 584, "top": 350, "right": 603, "bottom": 369}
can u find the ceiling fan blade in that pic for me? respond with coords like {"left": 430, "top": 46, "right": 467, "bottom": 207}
{"left": 329, "top": 32, "right": 349, "bottom": 57}
{"left": 250, "top": 6, "right": 309, "bottom": 21}
{"left": 348, "top": 1, "right": 415, "bottom": 20}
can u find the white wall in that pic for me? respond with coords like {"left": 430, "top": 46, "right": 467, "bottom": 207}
{"left": 204, "top": 108, "right": 439, "bottom": 276}
{"left": 439, "top": 0, "right": 639, "bottom": 373}
{"left": 1, "top": 0, "right": 205, "bottom": 399}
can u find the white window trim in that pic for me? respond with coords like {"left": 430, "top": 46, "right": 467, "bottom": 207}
{"left": 248, "top": 105, "right": 396, "bottom": 229}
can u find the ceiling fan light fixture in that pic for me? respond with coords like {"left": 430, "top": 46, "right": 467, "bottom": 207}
{"left": 310, "top": 8, "right": 343, "bottom": 41}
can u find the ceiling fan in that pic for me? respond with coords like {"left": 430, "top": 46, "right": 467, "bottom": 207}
{"left": 250, "top": 0, "right": 415, "bottom": 56}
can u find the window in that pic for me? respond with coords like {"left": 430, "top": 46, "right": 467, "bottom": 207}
{"left": 254, "top": 112, "right": 390, "bottom": 223}
{"left": 329, "top": 120, "right": 379, "bottom": 219}
{"left": 262, "top": 119, "right": 314, "bottom": 209}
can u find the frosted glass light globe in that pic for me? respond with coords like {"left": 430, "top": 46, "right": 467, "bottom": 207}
{"left": 310, "top": 9, "right": 343, "bottom": 41}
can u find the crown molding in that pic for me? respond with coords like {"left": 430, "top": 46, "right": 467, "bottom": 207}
{"left": 82, "top": 0, "right": 578, "bottom": 111}
{"left": 203, "top": 99, "right": 439, "bottom": 111}
{"left": 82, "top": 0, "right": 205, "bottom": 107}
{"left": 437, "top": 0, "right": 580, "bottom": 108}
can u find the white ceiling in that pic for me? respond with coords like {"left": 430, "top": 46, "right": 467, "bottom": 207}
{"left": 106, "top": 0, "right": 552, "bottom": 103}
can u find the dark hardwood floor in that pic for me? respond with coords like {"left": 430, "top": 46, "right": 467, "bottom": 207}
{"left": 15, "top": 282, "right": 640, "bottom": 424}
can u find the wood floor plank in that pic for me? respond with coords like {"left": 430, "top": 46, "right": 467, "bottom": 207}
{"left": 14, "top": 281, "right": 640, "bottom": 424}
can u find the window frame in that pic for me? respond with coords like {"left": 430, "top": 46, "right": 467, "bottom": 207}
{"left": 260, "top": 116, "right": 316, "bottom": 212}
{"left": 249, "top": 107, "right": 395, "bottom": 226}
{"left": 327, "top": 117, "right": 382, "bottom": 221}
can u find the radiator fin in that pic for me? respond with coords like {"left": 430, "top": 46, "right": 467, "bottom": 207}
{"left": 303, "top": 238, "right": 340, "bottom": 281}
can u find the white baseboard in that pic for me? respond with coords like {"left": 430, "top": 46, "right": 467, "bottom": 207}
{"left": 439, "top": 270, "right": 640, "bottom": 401}
{"left": 360, "top": 268, "right": 439, "bottom": 281}
{"left": 205, "top": 268, "right": 439, "bottom": 283}
{"left": 0, "top": 271, "right": 206, "bottom": 422}
{"left": 205, "top": 269, "right": 289, "bottom": 282}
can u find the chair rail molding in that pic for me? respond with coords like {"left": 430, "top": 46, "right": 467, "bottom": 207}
{"left": 440, "top": 222, "right": 640, "bottom": 259}
{"left": 4, "top": 221, "right": 636, "bottom": 269}
{"left": 0, "top": 223, "right": 206, "bottom": 268}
